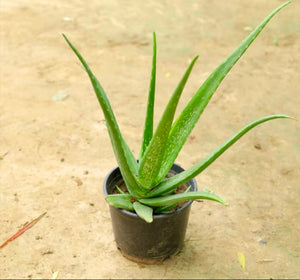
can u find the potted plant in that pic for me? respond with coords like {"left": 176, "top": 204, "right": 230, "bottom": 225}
{"left": 63, "top": 1, "right": 292, "bottom": 264}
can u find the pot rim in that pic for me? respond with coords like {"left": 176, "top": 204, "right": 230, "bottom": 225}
{"left": 103, "top": 163, "right": 197, "bottom": 220}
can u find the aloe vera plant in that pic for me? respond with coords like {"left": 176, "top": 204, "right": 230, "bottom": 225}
{"left": 63, "top": 1, "right": 292, "bottom": 223}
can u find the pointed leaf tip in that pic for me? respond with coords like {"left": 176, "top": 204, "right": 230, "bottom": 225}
{"left": 140, "top": 31, "right": 157, "bottom": 159}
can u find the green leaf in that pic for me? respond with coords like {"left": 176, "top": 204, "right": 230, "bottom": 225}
{"left": 138, "top": 56, "right": 199, "bottom": 188}
{"left": 106, "top": 194, "right": 134, "bottom": 211}
{"left": 147, "top": 115, "right": 292, "bottom": 197}
{"left": 154, "top": 186, "right": 191, "bottom": 214}
{"left": 154, "top": 204, "right": 174, "bottom": 214}
{"left": 139, "top": 191, "right": 228, "bottom": 207}
{"left": 116, "top": 186, "right": 125, "bottom": 194}
{"left": 156, "top": 1, "right": 292, "bottom": 182}
{"left": 63, "top": 34, "right": 146, "bottom": 197}
{"left": 140, "top": 32, "right": 157, "bottom": 159}
{"left": 133, "top": 201, "right": 153, "bottom": 223}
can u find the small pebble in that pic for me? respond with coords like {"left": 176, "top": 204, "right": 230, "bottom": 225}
{"left": 259, "top": 239, "right": 267, "bottom": 245}
{"left": 254, "top": 143, "right": 262, "bottom": 150}
{"left": 63, "top": 17, "right": 72, "bottom": 21}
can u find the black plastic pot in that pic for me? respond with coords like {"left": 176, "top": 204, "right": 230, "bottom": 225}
{"left": 103, "top": 163, "right": 198, "bottom": 264}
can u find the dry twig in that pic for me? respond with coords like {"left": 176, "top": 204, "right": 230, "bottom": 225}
{"left": 0, "top": 212, "right": 47, "bottom": 249}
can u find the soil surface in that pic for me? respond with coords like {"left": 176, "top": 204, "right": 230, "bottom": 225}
{"left": 0, "top": 0, "right": 299, "bottom": 279}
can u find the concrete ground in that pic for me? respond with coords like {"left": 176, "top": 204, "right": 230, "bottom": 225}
{"left": 0, "top": 0, "right": 299, "bottom": 278}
